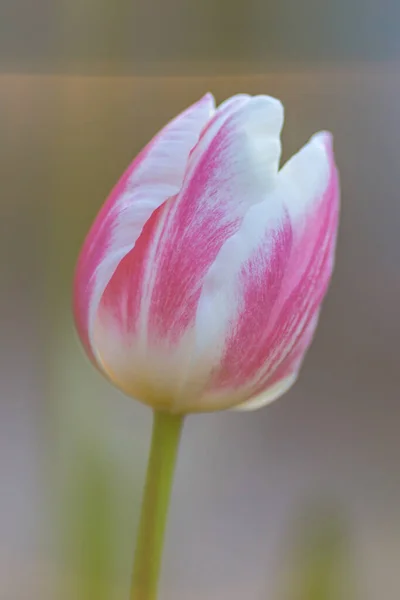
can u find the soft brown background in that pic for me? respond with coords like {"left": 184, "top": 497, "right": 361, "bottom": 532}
{"left": 1, "top": 1, "right": 400, "bottom": 599}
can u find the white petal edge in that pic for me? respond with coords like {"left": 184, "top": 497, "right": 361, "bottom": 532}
{"left": 232, "top": 372, "right": 298, "bottom": 411}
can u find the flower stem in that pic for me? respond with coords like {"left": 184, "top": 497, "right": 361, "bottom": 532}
{"left": 130, "top": 410, "right": 184, "bottom": 600}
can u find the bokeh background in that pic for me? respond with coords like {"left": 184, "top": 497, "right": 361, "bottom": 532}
{"left": 1, "top": 1, "right": 400, "bottom": 598}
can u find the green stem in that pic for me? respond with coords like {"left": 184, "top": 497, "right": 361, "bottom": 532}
{"left": 130, "top": 410, "right": 184, "bottom": 600}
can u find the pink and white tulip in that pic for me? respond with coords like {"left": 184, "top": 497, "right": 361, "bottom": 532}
{"left": 73, "top": 93, "right": 340, "bottom": 413}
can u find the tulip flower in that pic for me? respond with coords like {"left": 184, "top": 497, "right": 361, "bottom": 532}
{"left": 74, "top": 93, "right": 339, "bottom": 414}
{"left": 73, "top": 93, "right": 339, "bottom": 600}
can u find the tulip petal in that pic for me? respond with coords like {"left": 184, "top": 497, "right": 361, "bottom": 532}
{"left": 93, "top": 95, "right": 285, "bottom": 409}
{"left": 73, "top": 93, "right": 216, "bottom": 359}
{"left": 194, "top": 131, "right": 339, "bottom": 410}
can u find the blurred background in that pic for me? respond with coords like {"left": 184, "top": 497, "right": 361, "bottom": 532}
{"left": 1, "top": 1, "right": 400, "bottom": 598}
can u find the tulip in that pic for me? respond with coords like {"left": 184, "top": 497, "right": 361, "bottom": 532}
{"left": 73, "top": 93, "right": 339, "bottom": 600}
{"left": 74, "top": 93, "right": 339, "bottom": 414}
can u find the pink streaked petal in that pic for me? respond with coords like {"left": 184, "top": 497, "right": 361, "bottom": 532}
{"left": 144, "top": 95, "right": 284, "bottom": 342}
{"left": 92, "top": 96, "right": 285, "bottom": 407}
{"left": 73, "top": 93, "right": 215, "bottom": 360}
{"left": 99, "top": 95, "right": 284, "bottom": 344}
{"left": 248, "top": 132, "right": 339, "bottom": 387}
{"left": 276, "top": 132, "right": 339, "bottom": 296}
{"left": 194, "top": 131, "right": 339, "bottom": 408}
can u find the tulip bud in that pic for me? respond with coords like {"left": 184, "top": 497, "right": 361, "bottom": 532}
{"left": 73, "top": 93, "right": 339, "bottom": 413}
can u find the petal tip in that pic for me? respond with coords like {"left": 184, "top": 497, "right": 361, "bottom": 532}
{"left": 309, "top": 131, "right": 338, "bottom": 171}
{"left": 254, "top": 94, "right": 284, "bottom": 120}
{"left": 312, "top": 130, "right": 334, "bottom": 151}
{"left": 238, "top": 95, "right": 284, "bottom": 140}
{"left": 201, "top": 92, "right": 216, "bottom": 110}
